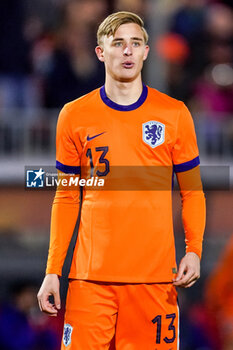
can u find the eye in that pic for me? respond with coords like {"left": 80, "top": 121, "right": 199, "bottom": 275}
{"left": 114, "top": 42, "right": 123, "bottom": 47}
{"left": 132, "top": 41, "right": 140, "bottom": 47}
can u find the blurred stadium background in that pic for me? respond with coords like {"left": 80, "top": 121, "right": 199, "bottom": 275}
{"left": 0, "top": 0, "right": 232, "bottom": 349}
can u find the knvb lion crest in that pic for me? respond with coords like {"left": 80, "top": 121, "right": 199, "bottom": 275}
{"left": 142, "top": 121, "right": 165, "bottom": 148}
{"left": 63, "top": 324, "right": 73, "bottom": 347}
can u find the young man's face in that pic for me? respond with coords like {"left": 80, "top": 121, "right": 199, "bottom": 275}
{"left": 96, "top": 23, "right": 149, "bottom": 83}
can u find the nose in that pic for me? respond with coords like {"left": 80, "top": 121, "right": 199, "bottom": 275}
{"left": 123, "top": 44, "right": 132, "bottom": 56}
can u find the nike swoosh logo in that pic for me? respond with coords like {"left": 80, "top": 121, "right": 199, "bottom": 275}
{"left": 87, "top": 132, "right": 105, "bottom": 141}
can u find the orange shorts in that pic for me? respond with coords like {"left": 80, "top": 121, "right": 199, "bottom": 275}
{"left": 61, "top": 280, "right": 179, "bottom": 350}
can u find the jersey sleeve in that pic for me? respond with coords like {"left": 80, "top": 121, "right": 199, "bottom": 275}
{"left": 46, "top": 185, "right": 80, "bottom": 276}
{"left": 56, "top": 105, "right": 81, "bottom": 174}
{"left": 177, "top": 167, "right": 206, "bottom": 259}
{"left": 46, "top": 104, "right": 82, "bottom": 275}
{"left": 172, "top": 103, "right": 200, "bottom": 173}
{"left": 173, "top": 104, "right": 205, "bottom": 259}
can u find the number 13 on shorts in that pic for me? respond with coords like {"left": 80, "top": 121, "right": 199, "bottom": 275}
{"left": 152, "top": 313, "right": 177, "bottom": 345}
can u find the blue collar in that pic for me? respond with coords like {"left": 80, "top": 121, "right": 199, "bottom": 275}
{"left": 100, "top": 84, "right": 148, "bottom": 111}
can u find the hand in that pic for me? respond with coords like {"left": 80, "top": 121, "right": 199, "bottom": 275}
{"left": 173, "top": 252, "right": 200, "bottom": 288}
{"left": 37, "top": 274, "right": 61, "bottom": 316}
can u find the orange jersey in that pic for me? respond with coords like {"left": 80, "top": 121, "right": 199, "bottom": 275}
{"left": 46, "top": 85, "right": 205, "bottom": 282}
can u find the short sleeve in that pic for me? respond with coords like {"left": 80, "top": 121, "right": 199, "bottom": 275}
{"left": 172, "top": 103, "right": 200, "bottom": 173}
{"left": 55, "top": 105, "right": 81, "bottom": 174}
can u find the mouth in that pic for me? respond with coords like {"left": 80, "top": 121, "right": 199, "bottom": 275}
{"left": 122, "top": 62, "right": 134, "bottom": 69}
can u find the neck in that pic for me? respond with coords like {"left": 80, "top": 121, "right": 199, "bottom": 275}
{"left": 104, "top": 76, "right": 143, "bottom": 105}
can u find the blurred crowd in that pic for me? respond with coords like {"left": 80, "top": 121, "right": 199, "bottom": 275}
{"left": 0, "top": 280, "right": 64, "bottom": 350}
{"left": 157, "top": 0, "right": 233, "bottom": 155}
{"left": 0, "top": 0, "right": 232, "bottom": 111}
{"left": 0, "top": 0, "right": 106, "bottom": 109}
{"left": 0, "top": 0, "right": 147, "bottom": 109}
{"left": 164, "top": 1, "right": 233, "bottom": 114}
{"left": 0, "top": 0, "right": 232, "bottom": 156}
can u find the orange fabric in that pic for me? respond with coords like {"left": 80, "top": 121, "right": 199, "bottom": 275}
{"left": 205, "top": 235, "right": 233, "bottom": 345}
{"left": 46, "top": 183, "right": 80, "bottom": 275}
{"left": 46, "top": 86, "right": 205, "bottom": 282}
{"left": 176, "top": 166, "right": 206, "bottom": 259}
{"left": 205, "top": 234, "right": 233, "bottom": 318}
{"left": 61, "top": 280, "right": 179, "bottom": 350}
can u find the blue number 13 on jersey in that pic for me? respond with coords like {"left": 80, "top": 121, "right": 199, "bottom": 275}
{"left": 86, "top": 146, "right": 110, "bottom": 177}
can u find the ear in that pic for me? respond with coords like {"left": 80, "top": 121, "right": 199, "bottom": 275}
{"left": 143, "top": 45, "right": 150, "bottom": 61}
{"left": 95, "top": 46, "right": 105, "bottom": 62}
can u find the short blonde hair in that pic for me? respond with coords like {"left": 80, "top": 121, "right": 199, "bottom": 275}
{"left": 97, "top": 11, "right": 149, "bottom": 45}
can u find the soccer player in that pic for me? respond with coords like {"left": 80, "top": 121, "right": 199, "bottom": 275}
{"left": 37, "top": 11, "right": 206, "bottom": 349}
